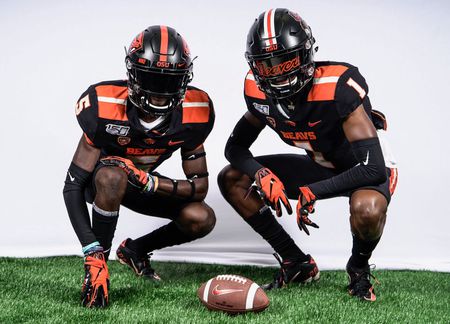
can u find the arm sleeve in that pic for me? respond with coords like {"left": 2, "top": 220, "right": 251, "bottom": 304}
{"left": 62, "top": 162, "right": 97, "bottom": 247}
{"left": 224, "top": 116, "right": 264, "bottom": 179}
{"left": 308, "top": 137, "right": 387, "bottom": 199}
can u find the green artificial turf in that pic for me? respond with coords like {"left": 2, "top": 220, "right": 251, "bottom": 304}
{"left": 0, "top": 257, "right": 448, "bottom": 323}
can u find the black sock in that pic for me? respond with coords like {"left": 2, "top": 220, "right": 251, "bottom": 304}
{"left": 244, "top": 207, "right": 308, "bottom": 262}
{"left": 92, "top": 203, "right": 119, "bottom": 260}
{"left": 349, "top": 234, "right": 381, "bottom": 269}
{"left": 129, "top": 221, "right": 194, "bottom": 256}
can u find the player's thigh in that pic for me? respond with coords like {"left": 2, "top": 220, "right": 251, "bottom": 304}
{"left": 349, "top": 167, "right": 398, "bottom": 205}
{"left": 84, "top": 164, "right": 186, "bottom": 219}
{"left": 120, "top": 186, "right": 188, "bottom": 219}
{"left": 255, "top": 154, "right": 337, "bottom": 199}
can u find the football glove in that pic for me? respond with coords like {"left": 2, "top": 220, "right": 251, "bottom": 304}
{"left": 81, "top": 251, "right": 110, "bottom": 308}
{"left": 255, "top": 167, "right": 292, "bottom": 217}
{"left": 99, "top": 156, "right": 158, "bottom": 193}
{"left": 296, "top": 186, "right": 319, "bottom": 235}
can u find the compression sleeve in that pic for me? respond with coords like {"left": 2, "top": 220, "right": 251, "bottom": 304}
{"left": 62, "top": 162, "right": 97, "bottom": 246}
{"left": 308, "top": 137, "right": 387, "bottom": 199}
{"left": 224, "top": 116, "right": 264, "bottom": 178}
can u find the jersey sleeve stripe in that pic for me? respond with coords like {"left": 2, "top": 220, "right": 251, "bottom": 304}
{"left": 84, "top": 133, "right": 95, "bottom": 146}
{"left": 97, "top": 96, "right": 127, "bottom": 105}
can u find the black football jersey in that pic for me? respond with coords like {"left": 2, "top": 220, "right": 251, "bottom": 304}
{"left": 244, "top": 61, "right": 373, "bottom": 171}
{"left": 75, "top": 80, "right": 214, "bottom": 172}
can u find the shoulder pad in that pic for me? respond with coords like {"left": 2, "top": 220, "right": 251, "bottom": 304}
{"left": 95, "top": 83, "right": 128, "bottom": 121}
{"left": 182, "top": 88, "right": 212, "bottom": 124}
{"left": 307, "top": 65, "right": 349, "bottom": 102}
{"left": 244, "top": 70, "right": 266, "bottom": 100}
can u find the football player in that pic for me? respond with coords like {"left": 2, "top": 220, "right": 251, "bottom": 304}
{"left": 218, "top": 9, "right": 398, "bottom": 301}
{"left": 63, "top": 26, "right": 215, "bottom": 307}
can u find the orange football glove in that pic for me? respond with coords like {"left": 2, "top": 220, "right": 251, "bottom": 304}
{"left": 255, "top": 167, "right": 292, "bottom": 217}
{"left": 296, "top": 186, "right": 319, "bottom": 235}
{"left": 99, "top": 156, "right": 158, "bottom": 193}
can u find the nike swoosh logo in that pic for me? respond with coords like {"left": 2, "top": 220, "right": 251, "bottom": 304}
{"left": 308, "top": 120, "right": 322, "bottom": 127}
{"left": 363, "top": 151, "right": 370, "bottom": 165}
{"left": 211, "top": 285, "right": 243, "bottom": 296}
{"left": 168, "top": 140, "right": 185, "bottom": 146}
{"left": 68, "top": 172, "right": 75, "bottom": 182}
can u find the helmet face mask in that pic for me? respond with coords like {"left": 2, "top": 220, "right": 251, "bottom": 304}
{"left": 246, "top": 9, "right": 316, "bottom": 100}
{"left": 125, "top": 26, "right": 193, "bottom": 116}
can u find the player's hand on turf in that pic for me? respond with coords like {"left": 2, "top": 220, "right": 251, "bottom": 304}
{"left": 254, "top": 167, "right": 292, "bottom": 217}
{"left": 296, "top": 186, "right": 319, "bottom": 235}
{"left": 99, "top": 156, "right": 158, "bottom": 193}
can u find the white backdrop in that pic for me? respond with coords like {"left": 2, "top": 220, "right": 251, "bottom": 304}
{"left": 1, "top": 0, "right": 449, "bottom": 271}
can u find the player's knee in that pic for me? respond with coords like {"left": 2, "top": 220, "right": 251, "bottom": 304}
{"left": 179, "top": 204, "right": 216, "bottom": 238}
{"left": 350, "top": 199, "right": 387, "bottom": 239}
{"left": 95, "top": 167, "right": 128, "bottom": 199}
{"left": 217, "top": 165, "right": 246, "bottom": 195}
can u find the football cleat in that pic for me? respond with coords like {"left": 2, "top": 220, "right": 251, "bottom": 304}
{"left": 81, "top": 251, "right": 110, "bottom": 308}
{"left": 262, "top": 253, "right": 320, "bottom": 290}
{"left": 116, "top": 239, "right": 161, "bottom": 281}
{"left": 346, "top": 262, "right": 380, "bottom": 302}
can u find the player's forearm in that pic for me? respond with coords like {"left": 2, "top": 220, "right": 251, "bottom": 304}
{"left": 62, "top": 163, "right": 97, "bottom": 246}
{"left": 156, "top": 177, "right": 208, "bottom": 201}
{"left": 308, "top": 137, "right": 387, "bottom": 199}
{"left": 225, "top": 116, "right": 264, "bottom": 178}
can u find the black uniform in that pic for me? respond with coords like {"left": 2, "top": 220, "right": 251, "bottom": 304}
{"left": 242, "top": 62, "right": 397, "bottom": 201}
{"left": 75, "top": 80, "right": 215, "bottom": 217}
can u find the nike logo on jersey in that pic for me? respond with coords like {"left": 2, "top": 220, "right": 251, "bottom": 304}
{"left": 308, "top": 120, "right": 322, "bottom": 127}
{"left": 363, "top": 151, "right": 370, "bottom": 165}
{"left": 211, "top": 285, "right": 244, "bottom": 296}
{"left": 68, "top": 172, "right": 75, "bottom": 182}
{"left": 168, "top": 140, "right": 185, "bottom": 146}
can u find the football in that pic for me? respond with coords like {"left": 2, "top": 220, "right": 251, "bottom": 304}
{"left": 197, "top": 274, "right": 269, "bottom": 314}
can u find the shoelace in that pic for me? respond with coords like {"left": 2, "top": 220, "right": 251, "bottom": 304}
{"left": 351, "top": 264, "right": 380, "bottom": 295}
{"left": 272, "top": 253, "right": 289, "bottom": 286}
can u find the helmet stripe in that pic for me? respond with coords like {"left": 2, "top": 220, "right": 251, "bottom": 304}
{"left": 160, "top": 25, "right": 168, "bottom": 62}
{"left": 264, "top": 9, "right": 277, "bottom": 47}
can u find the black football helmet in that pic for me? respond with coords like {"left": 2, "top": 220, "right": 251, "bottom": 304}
{"left": 246, "top": 9, "right": 316, "bottom": 99}
{"left": 126, "top": 25, "right": 193, "bottom": 116}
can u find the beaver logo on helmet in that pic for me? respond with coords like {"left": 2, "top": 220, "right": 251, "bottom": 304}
{"left": 128, "top": 32, "right": 144, "bottom": 54}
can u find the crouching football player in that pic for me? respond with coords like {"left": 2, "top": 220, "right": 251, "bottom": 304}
{"left": 63, "top": 25, "right": 215, "bottom": 307}
{"left": 218, "top": 9, "right": 397, "bottom": 301}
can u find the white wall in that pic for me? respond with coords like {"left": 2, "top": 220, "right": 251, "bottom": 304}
{"left": 1, "top": 0, "right": 449, "bottom": 271}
